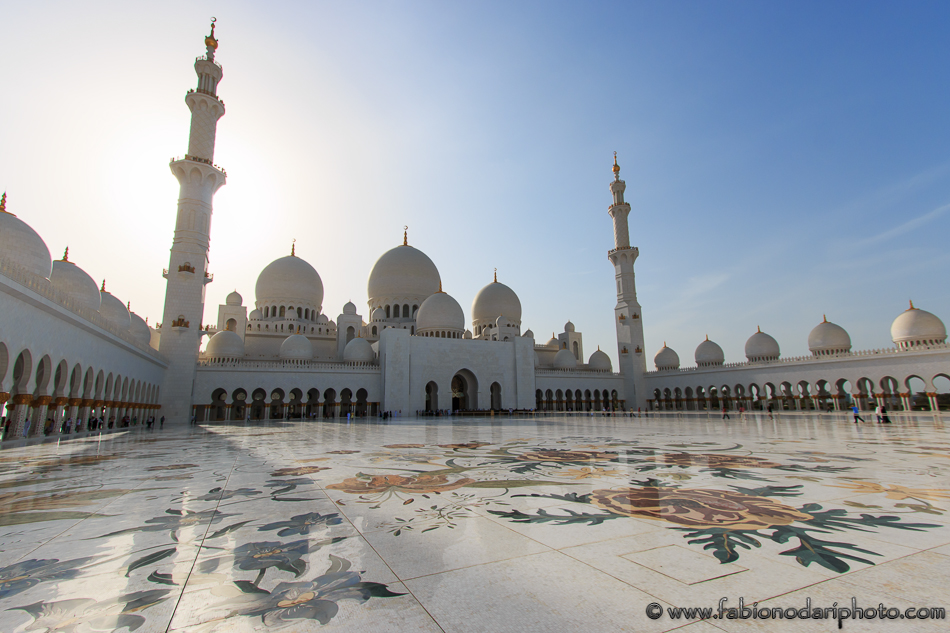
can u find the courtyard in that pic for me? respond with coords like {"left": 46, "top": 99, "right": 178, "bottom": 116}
{"left": 0, "top": 412, "right": 948, "bottom": 632}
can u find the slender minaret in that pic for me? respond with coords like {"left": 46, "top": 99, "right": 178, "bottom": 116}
{"left": 607, "top": 153, "right": 646, "bottom": 409}
{"left": 159, "top": 21, "right": 227, "bottom": 422}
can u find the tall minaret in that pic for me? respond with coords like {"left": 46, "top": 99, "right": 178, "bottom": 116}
{"left": 158, "top": 20, "right": 227, "bottom": 422}
{"left": 607, "top": 153, "right": 646, "bottom": 410}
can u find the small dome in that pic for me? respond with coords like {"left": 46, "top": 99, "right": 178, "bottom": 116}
{"left": 808, "top": 317, "right": 851, "bottom": 355}
{"left": 129, "top": 312, "right": 151, "bottom": 345}
{"left": 149, "top": 326, "right": 161, "bottom": 350}
{"left": 255, "top": 255, "right": 324, "bottom": 312}
{"left": 206, "top": 330, "right": 244, "bottom": 359}
{"left": 891, "top": 302, "right": 947, "bottom": 349}
{"left": 99, "top": 290, "right": 131, "bottom": 331}
{"left": 463, "top": 329, "right": 473, "bottom": 339}
{"left": 343, "top": 301, "right": 357, "bottom": 315}
{"left": 523, "top": 329, "right": 534, "bottom": 339}
{"left": 745, "top": 328, "right": 780, "bottom": 362}
{"left": 564, "top": 320, "right": 575, "bottom": 333}
{"left": 50, "top": 259, "right": 101, "bottom": 311}
{"left": 316, "top": 314, "right": 329, "bottom": 324}
{"left": 546, "top": 336, "right": 560, "bottom": 349}
{"left": 226, "top": 290, "right": 243, "bottom": 306}
{"left": 695, "top": 338, "right": 724, "bottom": 367}
{"left": 416, "top": 291, "right": 465, "bottom": 334}
{"left": 0, "top": 205, "right": 52, "bottom": 279}
{"left": 588, "top": 348, "right": 611, "bottom": 371}
{"left": 279, "top": 334, "right": 313, "bottom": 360}
{"left": 371, "top": 307, "right": 385, "bottom": 322}
{"left": 248, "top": 308, "right": 263, "bottom": 320}
{"left": 343, "top": 337, "right": 375, "bottom": 363}
{"left": 654, "top": 344, "right": 680, "bottom": 370}
{"left": 367, "top": 244, "right": 441, "bottom": 305}
{"left": 472, "top": 280, "right": 522, "bottom": 325}
{"left": 553, "top": 348, "right": 578, "bottom": 369}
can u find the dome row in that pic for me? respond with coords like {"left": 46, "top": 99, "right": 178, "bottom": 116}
{"left": 654, "top": 305, "right": 946, "bottom": 370}
{"left": 252, "top": 239, "right": 523, "bottom": 330}
{"left": 206, "top": 330, "right": 376, "bottom": 363}
{"left": 0, "top": 199, "right": 152, "bottom": 347}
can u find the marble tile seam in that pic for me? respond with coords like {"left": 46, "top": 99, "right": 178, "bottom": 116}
{"left": 159, "top": 449, "right": 242, "bottom": 631}
{"left": 391, "top": 548, "right": 559, "bottom": 583}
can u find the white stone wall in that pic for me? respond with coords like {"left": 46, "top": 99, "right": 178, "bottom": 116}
{"left": 1, "top": 271, "right": 167, "bottom": 436}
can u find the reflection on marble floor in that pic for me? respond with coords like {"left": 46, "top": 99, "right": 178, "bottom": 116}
{"left": 1, "top": 413, "right": 949, "bottom": 631}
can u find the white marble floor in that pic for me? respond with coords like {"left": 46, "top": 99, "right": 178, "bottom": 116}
{"left": 0, "top": 412, "right": 948, "bottom": 632}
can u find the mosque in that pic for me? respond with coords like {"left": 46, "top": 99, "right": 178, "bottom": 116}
{"left": 1, "top": 25, "right": 948, "bottom": 436}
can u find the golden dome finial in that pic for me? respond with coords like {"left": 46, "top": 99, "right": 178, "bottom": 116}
{"left": 909, "top": 299, "right": 916, "bottom": 310}
{"left": 291, "top": 238, "right": 296, "bottom": 257}
{"left": 757, "top": 325, "right": 761, "bottom": 333}
{"left": 0, "top": 191, "right": 6, "bottom": 214}
{"left": 493, "top": 267, "right": 497, "bottom": 283}
{"left": 205, "top": 17, "right": 218, "bottom": 51}
{"left": 403, "top": 225, "right": 408, "bottom": 246}
{"left": 438, "top": 280, "right": 444, "bottom": 293}
{"left": 612, "top": 151, "right": 620, "bottom": 178}
{"left": 663, "top": 341, "right": 667, "bottom": 348}
{"left": 822, "top": 314, "right": 827, "bottom": 323}
{"left": 705, "top": 334, "right": 709, "bottom": 341}
{"left": 62, "top": 246, "right": 69, "bottom": 262}
{"left": 101, "top": 279, "right": 106, "bottom": 292}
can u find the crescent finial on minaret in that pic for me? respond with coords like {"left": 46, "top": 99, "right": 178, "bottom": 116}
{"left": 205, "top": 17, "right": 218, "bottom": 51}
{"left": 612, "top": 151, "right": 620, "bottom": 179}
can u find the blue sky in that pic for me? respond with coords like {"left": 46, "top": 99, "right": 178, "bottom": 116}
{"left": 1, "top": 1, "right": 948, "bottom": 366}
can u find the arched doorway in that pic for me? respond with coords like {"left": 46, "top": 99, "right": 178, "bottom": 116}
{"left": 490, "top": 382, "right": 502, "bottom": 410}
{"left": 425, "top": 381, "right": 439, "bottom": 412}
{"left": 451, "top": 370, "right": 478, "bottom": 411}
{"left": 323, "top": 388, "right": 336, "bottom": 418}
{"left": 340, "top": 389, "right": 353, "bottom": 416}
{"left": 355, "top": 388, "right": 368, "bottom": 416}
{"left": 231, "top": 389, "right": 247, "bottom": 420}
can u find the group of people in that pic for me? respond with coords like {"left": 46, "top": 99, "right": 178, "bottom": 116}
{"left": 0, "top": 412, "right": 167, "bottom": 442}
{"left": 851, "top": 404, "right": 892, "bottom": 424}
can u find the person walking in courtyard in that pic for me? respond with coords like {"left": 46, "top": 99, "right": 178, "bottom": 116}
{"left": 881, "top": 404, "right": 891, "bottom": 424}
{"left": 722, "top": 405, "right": 730, "bottom": 420}
{"left": 766, "top": 403, "right": 773, "bottom": 420}
{"left": 851, "top": 404, "right": 864, "bottom": 424}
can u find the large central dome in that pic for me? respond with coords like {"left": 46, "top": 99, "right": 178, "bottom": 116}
{"left": 255, "top": 255, "right": 324, "bottom": 312}
{"left": 367, "top": 244, "right": 441, "bottom": 306}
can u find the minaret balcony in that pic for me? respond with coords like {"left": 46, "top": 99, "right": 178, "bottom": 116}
{"left": 203, "top": 271, "right": 214, "bottom": 285}
{"left": 195, "top": 55, "right": 222, "bottom": 70}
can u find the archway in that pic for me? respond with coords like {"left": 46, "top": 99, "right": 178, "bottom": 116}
{"left": 250, "top": 388, "right": 266, "bottom": 420}
{"left": 425, "top": 381, "right": 439, "bottom": 412}
{"left": 323, "top": 388, "right": 336, "bottom": 418}
{"left": 210, "top": 388, "right": 227, "bottom": 421}
{"left": 451, "top": 369, "right": 478, "bottom": 411}
{"left": 340, "top": 388, "right": 353, "bottom": 416}
{"left": 355, "top": 388, "right": 368, "bottom": 416}
{"left": 231, "top": 389, "right": 247, "bottom": 419}
{"left": 490, "top": 382, "right": 502, "bottom": 410}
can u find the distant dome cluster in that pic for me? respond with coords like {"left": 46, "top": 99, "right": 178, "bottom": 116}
{"left": 654, "top": 304, "right": 947, "bottom": 370}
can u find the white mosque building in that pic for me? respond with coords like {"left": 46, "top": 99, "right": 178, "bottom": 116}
{"left": 1, "top": 25, "right": 948, "bottom": 436}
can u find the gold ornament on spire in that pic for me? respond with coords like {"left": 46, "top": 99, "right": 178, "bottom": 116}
{"left": 822, "top": 314, "right": 827, "bottom": 323}
{"left": 909, "top": 300, "right": 916, "bottom": 310}
{"left": 62, "top": 247, "right": 69, "bottom": 262}
{"left": 438, "top": 281, "right": 444, "bottom": 293}
{"left": 291, "top": 239, "right": 296, "bottom": 257}
{"left": 205, "top": 17, "right": 218, "bottom": 51}
{"left": 403, "top": 226, "right": 408, "bottom": 246}
{"left": 493, "top": 268, "right": 497, "bottom": 283}
{"left": 101, "top": 280, "right": 106, "bottom": 292}
{"left": 612, "top": 151, "right": 620, "bottom": 179}
{"left": 0, "top": 191, "right": 12, "bottom": 216}
{"left": 757, "top": 325, "right": 761, "bottom": 333}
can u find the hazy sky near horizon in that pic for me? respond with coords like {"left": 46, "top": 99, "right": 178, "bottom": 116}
{"left": 2, "top": 1, "right": 949, "bottom": 366}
